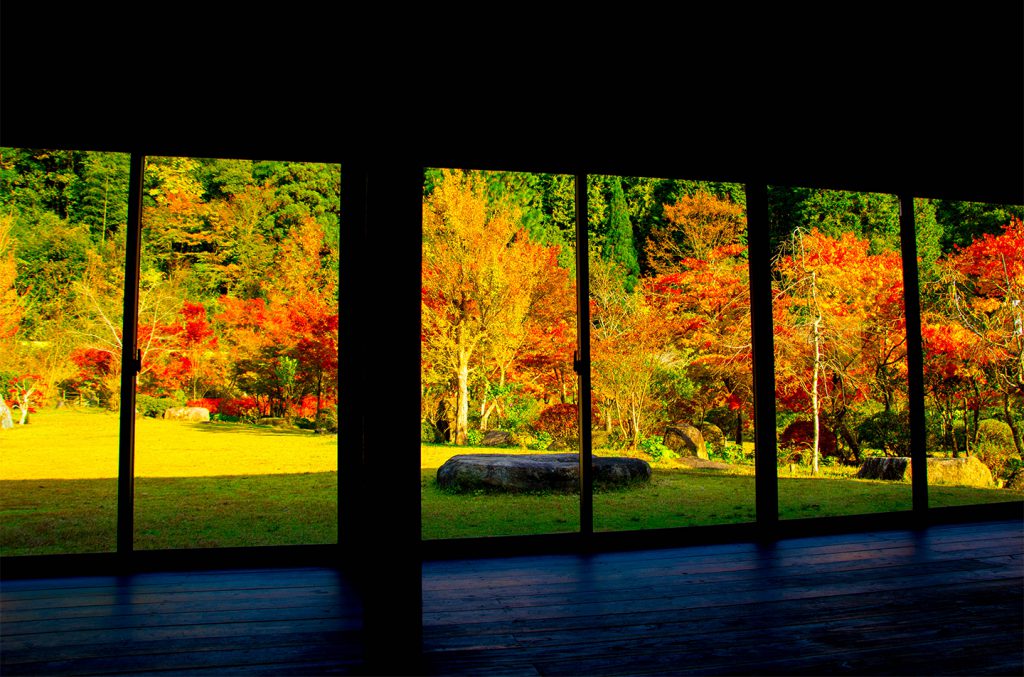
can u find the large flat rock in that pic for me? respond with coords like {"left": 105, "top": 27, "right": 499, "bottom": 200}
{"left": 437, "top": 453, "right": 651, "bottom": 493}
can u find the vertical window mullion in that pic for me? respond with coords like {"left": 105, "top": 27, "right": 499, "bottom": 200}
{"left": 899, "top": 194, "right": 928, "bottom": 514}
{"left": 116, "top": 152, "right": 145, "bottom": 559}
{"left": 746, "top": 182, "right": 780, "bottom": 529}
{"left": 576, "top": 173, "right": 593, "bottom": 536}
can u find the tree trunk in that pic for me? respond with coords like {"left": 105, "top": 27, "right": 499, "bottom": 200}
{"left": 1003, "top": 392, "right": 1023, "bottom": 456}
{"left": 734, "top": 410, "right": 743, "bottom": 446}
{"left": 942, "top": 398, "right": 958, "bottom": 457}
{"left": 455, "top": 353, "right": 470, "bottom": 446}
{"left": 0, "top": 396, "right": 12, "bottom": 429}
{"left": 478, "top": 389, "right": 489, "bottom": 428}
{"left": 962, "top": 396, "right": 971, "bottom": 456}
{"left": 811, "top": 271, "right": 822, "bottom": 476}
{"left": 971, "top": 381, "right": 981, "bottom": 447}
{"left": 481, "top": 401, "right": 497, "bottom": 431}
{"left": 314, "top": 369, "right": 323, "bottom": 430}
{"left": 837, "top": 423, "right": 862, "bottom": 462}
{"left": 18, "top": 390, "right": 32, "bottom": 425}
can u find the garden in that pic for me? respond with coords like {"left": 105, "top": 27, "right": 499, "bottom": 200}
{"left": 1, "top": 152, "right": 1022, "bottom": 555}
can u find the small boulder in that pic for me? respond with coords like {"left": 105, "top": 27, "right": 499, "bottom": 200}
{"left": 664, "top": 424, "right": 708, "bottom": 459}
{"left": 481, "top": 430, "right": 514, "bottom": 447}
{"left": 924, "top": 456, "right": 994, "bottom": 488}
{"left": 857, "top": 457, "right": 911, "bottom": 481}
{"left": 856, "top": 456, "right": 994, "bottom": 488}
{"left": 163, "top": 406, "right": 210, "bottom": 422}
{"left": 701, "top": 423, "right": 726, "bottom": 450}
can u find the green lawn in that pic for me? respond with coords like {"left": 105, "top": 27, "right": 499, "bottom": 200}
{"left": 1, "top": 408, "right": 337, "bottom": 555}
{"left": 2, "top": 411, "right": 1021, "bottom": 554}
{"left": 420, "top": 444, "right": 1024, "bottom": 539}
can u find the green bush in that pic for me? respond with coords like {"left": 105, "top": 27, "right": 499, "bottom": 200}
{"left": 1003, "top": 457, "right": 1024, "bottom": 489}
{"left": 135, "top": 395, "right": 178, "bottom": 418}
{"left": 975, "top": 418, "right": 1019, "bottom": 478}
{"left": 466, "top": 429, "right": 483, "bottom": 446}
{"left": 421, "top": 420, "right": 439, "bottom": 443}
{"left": 857, "top": 410, "right": 911, "bottom": 456}
{"left": 714, "top": 443, "right": 749, "bottom": 465}
{"left": 640, "top": 435, "right": 678, "bottom": 463}
{"left": 511, "top": 430, "right": 553, "bottom": 450}
{"left": 316, "top": 407, "right": 338, "bottom": 433}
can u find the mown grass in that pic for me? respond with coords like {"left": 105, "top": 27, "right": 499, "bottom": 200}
{"left": 2, "top": 411, "right": 1021, "bottom": 553}
{"left": 420, "top": 443, "right": 1024, "bottom": 539}
{"left": 1, "top": 408, "right": 336, "bottom": 479}
{"left": 1, "top": 408, "right": 337, "bottom": 555}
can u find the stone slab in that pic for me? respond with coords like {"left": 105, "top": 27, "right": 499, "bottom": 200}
{"left": 436, "top": 453, "right": 651, "bottom": 493}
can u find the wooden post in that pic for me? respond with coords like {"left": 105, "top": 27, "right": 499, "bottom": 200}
{"left": 899, "top": 194, "right": 929, "bottom": 515}
{"left": 746, "top": 182, "right": 779, "bottom": 533}
{"left": 117, "top": 152, "right": 144, "bottom": 561}
{"left": 576, "top": 173, "right": 593, "bottom": 538}
{"left": 358, "top": 161, "right": 423, "bottom": 673}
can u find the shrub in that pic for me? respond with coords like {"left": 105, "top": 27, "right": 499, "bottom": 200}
{"left": 186, "top": 398, "right": 220, "bottom": 414}
{"left": 511, "top": 430, "right": 553, "bottom": 450}
{"left": 535, "top": 403, "right": 579, "bottom": 440}
{"left": 316, "top": 407, "right": 338, "bottom": 433}
{"left": 640, "top": 435, "right": 678, "bottom": 463}
{"left": 466, "top": 429, "right": 483, "bottom": 446}
{"left": 1003, "top": 458, "right": 1024, "bottom": 490}
{"left": 135, "top": 395, "right": 178, "bottom": 418}
{"left": 714, "top": 443, "right": 749, "bottom": 465}
{"left": 779, "top": 420, "right": 838, "bottom": 461}
{"left": 857, "top": 411, "right": 911, "bottom": 456}
{"left": 975, "top": 418, "right": 1019, "bottom": 478}
{"left": 221, "top": 397, "right": 266, "bottom": 418}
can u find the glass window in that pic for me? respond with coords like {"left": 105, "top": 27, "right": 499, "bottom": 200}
{"left": 0, "top": 147, "right": 129, "bottom": 555}
{"left": 589, "top": 175, "right": 757, "bottom": 531}
{"left": 769, "top": 186, "right": 914, "bottom": 519}
{"left": 915, "top": 198, "right": 1024, "bottom": 507}
{"left": 133, "top": 156, "right": 340, "bottom": 549}
{"left": 420, "top": 168, "right": 579, "bottom": 539}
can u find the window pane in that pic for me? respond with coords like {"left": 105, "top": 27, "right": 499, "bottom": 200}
{"left": 0, "top": 147, "right": 129, "bottom": 555}
{"left": 133, "top": 156, "right": 339, "bottom": 549}
{"left": 420, "top": 168, "right": 579, "bottom": 539}
{"left": 770, "top": 186, "right": 913, "bottom": 519}
{"left": 916, "top": 198, "right": 1024, "bottom": 506}
{"left": 590, "top": 176, "right": 756, "bottom": 531}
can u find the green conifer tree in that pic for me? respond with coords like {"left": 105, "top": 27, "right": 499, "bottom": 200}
{"left": 603, "top": 176, "right": 639, "bottom": 291}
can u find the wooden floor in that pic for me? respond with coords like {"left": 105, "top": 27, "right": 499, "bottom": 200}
{"left": 2, "top": 519, "right": 1021, "bottom": 675}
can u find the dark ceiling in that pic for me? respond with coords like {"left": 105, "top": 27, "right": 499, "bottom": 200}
{"left": 2, "top": 9, "right": 1021, "bottom": 205}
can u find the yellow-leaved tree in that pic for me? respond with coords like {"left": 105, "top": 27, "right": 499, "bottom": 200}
{"left": 421, "top": 169, "right": 574, "bottom": 445}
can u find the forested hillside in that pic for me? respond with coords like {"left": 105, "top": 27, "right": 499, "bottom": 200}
{"left": 1, "top": 149, "right": 339, "bottom": 428}
{"left": 419, "top": 167, "right": 1024, "bottom": 486}
{"left": 2, "top": 148, "right": 1022, "bottom": 487}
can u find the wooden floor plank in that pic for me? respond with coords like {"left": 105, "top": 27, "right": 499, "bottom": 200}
{"left": 422, "top": 551, "right": 1021, "bottom": 611}
{"left": 2, "top": 520, "right": 1020, "bottom": 675}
